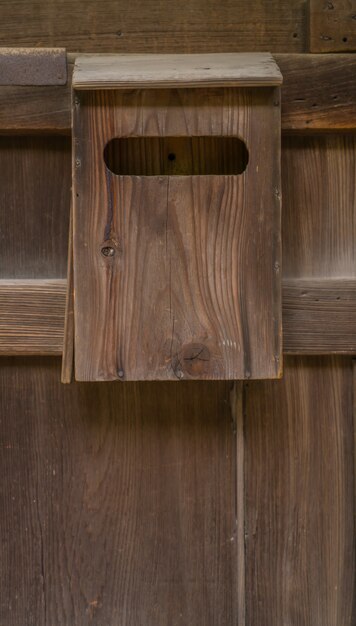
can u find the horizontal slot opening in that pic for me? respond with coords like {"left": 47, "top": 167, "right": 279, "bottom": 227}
{"left": 104, "top": 136, "right": 249, "bottom": 176}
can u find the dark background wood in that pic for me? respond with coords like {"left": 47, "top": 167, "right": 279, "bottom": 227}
{"left": 245, "top": 356, "right": 355, "bottom": 626}
{"left": 309, "top": 0, "right": 356, "bottom": 53}
{"left": 0, "top": 0, "right": 306, "bottom": 52}
{"left": 0, "top": 359, "right": 237, "bottom": 625}
{"left": 0, "top": 135, "right": 70, "bottom": 278}
{"left": 0, "top": 0, "right": 355, "bottom": 624}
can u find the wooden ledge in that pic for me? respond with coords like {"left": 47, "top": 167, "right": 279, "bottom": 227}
{"left": 73, "top": 53, "right": 283, "bottom": 90}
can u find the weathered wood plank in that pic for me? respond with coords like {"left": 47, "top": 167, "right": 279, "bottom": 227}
{"left": 73, "top": 53, "right": 282, "bottom": 89}
{"left": 0, "top": 135, "right": 71, "bottom": 278}
{"left": 0, "top": 280, "right": 66, "bottom": 355}
{"left": 0, "top": 358, "right": 237, "bottom": 625}
{"left": 0, "top": 47, "right": 67, "bottom": 86}
{"left": 2, "top": 279, "right": 356, "bottom": 356}
{"left": 73, "top": 87, "right": 281, "bottom": 381}
{"left": 244, "top": 356, "right": 355, "bottom": 625}
{"left": 282, "top": 134, "right": 356, "bottom": 279}
{"left": 0, "top": 0, "right": 306, "bottom": 53}
{"left": 283, "top": 279, "right": 356, "bottom": 353}
{"left": 1, "top": 54, "right": 355, "bottom": 132}
{"left": 310, "top": 0, "right": 356, "bottom": 53}
{"left": 278, "top": 54, "right": 356, "bottom": 131}
{"left": 61, "top": 206, "right": 74, "bottom": 382}
{"left": 230, "top": 383, "right": 245, "bottom": 626}
{"left": 0, "top": 56, "right": 73, "bottom": 132}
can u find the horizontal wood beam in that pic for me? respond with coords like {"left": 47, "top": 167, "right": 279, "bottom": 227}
{"left": 283, "top": 279, "right": 356, "bottom": 354}
{"left": 277, "top": 54, "right": 356, "bottom": 132}
{"left": 309, "top": 0, "right": 356, "bottom": 53}
{"left": 1, "top": 278, "right": 356, "bottom": 357}
{"left": 0, "top": 54, "right": 355, "bottom": 132}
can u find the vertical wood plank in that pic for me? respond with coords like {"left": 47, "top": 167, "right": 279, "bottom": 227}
{"left": 244, "top": 356, "right": 355, "bottom": 626}
{"left": 0, "top": 136, "right": 71, "bottom": 279}
{"left": 282, "top": 134, "right": 356, "bottom": 279}
{"left": 61, "top": 205, "right": 74, "bottom": 382}
{"left": 73, "top": 87, "right": 281, "bottom": 381}
{"left": 230, "top": 382, "right": 245, "bottom": 626}
{"left": 0, "top": 358, "right": 237, "bottom": 625}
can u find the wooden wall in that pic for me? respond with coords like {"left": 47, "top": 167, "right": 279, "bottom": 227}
{"left": 0, "top": 0, "right": 355, "bottom": 624}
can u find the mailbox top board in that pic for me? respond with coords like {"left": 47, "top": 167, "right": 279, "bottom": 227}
{"left": 72, "top": 52, "right": 283, "bottom": 90}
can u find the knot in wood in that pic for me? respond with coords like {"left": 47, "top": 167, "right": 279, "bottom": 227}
{"left": 174, "top": 342, "right": 211, "bottom": 378}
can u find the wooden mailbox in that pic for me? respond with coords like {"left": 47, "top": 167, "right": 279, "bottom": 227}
{"left": 71, "top": 53, "right": 282, "bottom": 381}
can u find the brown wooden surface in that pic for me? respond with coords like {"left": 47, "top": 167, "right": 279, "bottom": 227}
{"left": 73, "top": 53, "right": 282, "bottom": 89}
{"left": 73, "top": 87, "right": 281, "bottom": 381}
{"left": 0, "top": 47, "right": 67, "bottom": 86}
{"left": 278, "top": 54, "right": 356, "bottom": 131}
{"left": 230, "top": 383, "right": 245, "bottom": 626}
{"left": 1, "top": 132, "right": 355, "bottom": 357}
{"left": 61, "top": 206, "right": 74, "bottom": 382}
{"left": 309, "top": 0, "right": 356, "bottom": 53}
{"left": 1, "top": 54, "right": 356, "bottom": 132}
{"left": 4, "top": 278, "right": 356, "bottom": 356}
{"left": 1, "top": 1, "right": 356, "bottom": 623}
{"left": 0, "top": 57, "right": 74, "bottom": 132}
{"left": 0, "top": 358, "right": 237, "bottom": 625}
{"left": 0, "top": 0, "right": 306, "bottom": 52}
{"left": 0, "top": 135, "right": 71, "bottom": 278}
{"left": 282, "top": 134, "right": 356, "bottom": 279}
{"left": 0, "top": 280, "right": 66, "bottom": 355}
{"left": 283, "top": 279, "right": 356, "bottom": 354}
{"left": 244, "top": 356, "right": 355, "bottom": 626}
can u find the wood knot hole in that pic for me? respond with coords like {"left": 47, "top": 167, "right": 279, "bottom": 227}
{"left": 101, "top": 246, "right": 115, "bottom": 257}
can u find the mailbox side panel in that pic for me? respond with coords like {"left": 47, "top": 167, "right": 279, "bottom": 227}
{"left": 73, "top": 88, "right": 281, "bottom": 380}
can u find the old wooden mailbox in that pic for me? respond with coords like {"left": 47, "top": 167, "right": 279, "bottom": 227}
{"left": 71, "top": 53, "right": 282, "bottom": 381}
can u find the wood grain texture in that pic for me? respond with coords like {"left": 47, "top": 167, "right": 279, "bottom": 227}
{"left": 244, "top": 356, "right": 355, "bottom": 626}
{"left": 61, "top": 206, "right": 74, "bottom": 382}
{"left": 278, "top": 54, "right": 356, "bottom": 131}
{"left": 3, "top": 278, "right": 356, "bottom": 356}
{"left": 310, "top": 0, "right": 356, "bottom": 52}
{"left": 230, "top": 383, "right": 245, "bottom": 626}
{"left": 0, "top": 0, "right": 306, "bottom": 53}
{"left": 0, "top": 47, "right": 67, "bottom": 86}
{"left": 73, "top": 87, "right": 282, "bottom": 381}
{"left": 282, "top": 134, "right": 356, "bottom": 279}
{"left": 0, "top": 280, "right": 66, "bottom": 355}
{"left": 353, "top": 360, "right": 356, "bottom": 626}
{"left": 2, "top": 54, "right": 356, "bottom": 132}
{"left": 0, "top": 57, "right": 73, "bottom": 132}
{"left": 0, "top": 135, "right": 71, "bottom": 278}
{"left": 0, "top": 358, "right": 237, "bottom": 625}
{"left": 73, "top": 53, "right": 282, "bottom": 89}
{"left": 283, "top": 279, "right": 356, "bottom": 354}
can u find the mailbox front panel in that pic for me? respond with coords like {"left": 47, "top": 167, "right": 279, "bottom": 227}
{"left": 73, "top": 87, "right": 281, "bottom": 380}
